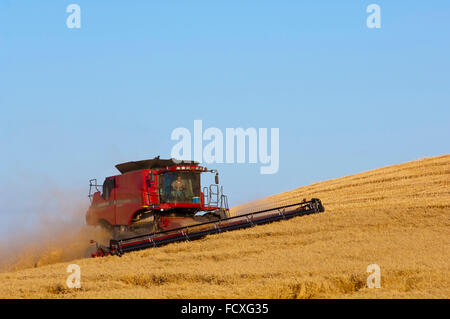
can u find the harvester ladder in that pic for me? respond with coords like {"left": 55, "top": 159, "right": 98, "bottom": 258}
{"left": 209, "top": 184, "right": 220, "bottom": 207}
{"left": 220, "top": 194, "right": 229, "bottom": 210}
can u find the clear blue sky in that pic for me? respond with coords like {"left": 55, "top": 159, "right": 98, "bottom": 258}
{"left": 0, "top": 1, "right": 449, "bottom": 236}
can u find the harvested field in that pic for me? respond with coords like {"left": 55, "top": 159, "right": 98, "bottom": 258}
{"left": 0, "top": 155, "right": 449, "bottom": 298}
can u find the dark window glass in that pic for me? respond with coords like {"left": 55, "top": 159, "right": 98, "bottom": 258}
{"left": 159, "top": 172, "right": 200, "bottom": 203}
{"left": 102, "top": 178, "right": 115, "bottom": 200}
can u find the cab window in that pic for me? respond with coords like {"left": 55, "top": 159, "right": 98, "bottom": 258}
{"left": 102, "top": 178, "right": 115, "bottom": 200}
{"left": 159, "top": 172, "right": 200, "bottom": 203}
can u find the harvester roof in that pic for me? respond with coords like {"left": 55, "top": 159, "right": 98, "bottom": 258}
{"left": 115, "top": 157, "right": 199, "bottom": 174}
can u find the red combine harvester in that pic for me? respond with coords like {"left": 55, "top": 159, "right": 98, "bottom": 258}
{"left": 86, "top": 157, "right": 229, "bottom": 238}
{"left": 87, "top": 157, "right": 325, "bottom": 257}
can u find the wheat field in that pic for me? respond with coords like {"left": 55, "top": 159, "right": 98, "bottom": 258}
{"left": 0, "top": 155, "right": 449, "bottom": 298}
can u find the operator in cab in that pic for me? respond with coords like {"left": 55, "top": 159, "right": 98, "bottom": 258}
{"left": 171, "top": 175, "right": 186, "bottom": 201}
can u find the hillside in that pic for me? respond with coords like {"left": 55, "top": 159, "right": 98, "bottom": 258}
{"left": 0, "top": 155, "right": 449, "bottom": 298}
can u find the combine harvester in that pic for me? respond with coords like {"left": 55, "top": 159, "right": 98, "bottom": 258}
{"left": 87, "top": 157, "right": 325, "bottom": 257}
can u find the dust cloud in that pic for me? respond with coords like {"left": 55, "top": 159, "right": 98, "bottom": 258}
{"left": 0, "top": 189, "right": 109, "bottom": 272}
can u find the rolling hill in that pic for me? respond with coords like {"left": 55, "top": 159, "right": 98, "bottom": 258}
{"left": 0, "top": 154, "right": 449, "bottom": 298}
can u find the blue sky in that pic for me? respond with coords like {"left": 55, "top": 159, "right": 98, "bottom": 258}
{"left": 0, "top": 1, "right": 449, "bottom": 236}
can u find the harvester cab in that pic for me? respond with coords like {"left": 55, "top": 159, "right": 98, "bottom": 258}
{"left": 86, "top": 157, "right": 229, "bottom": 239}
